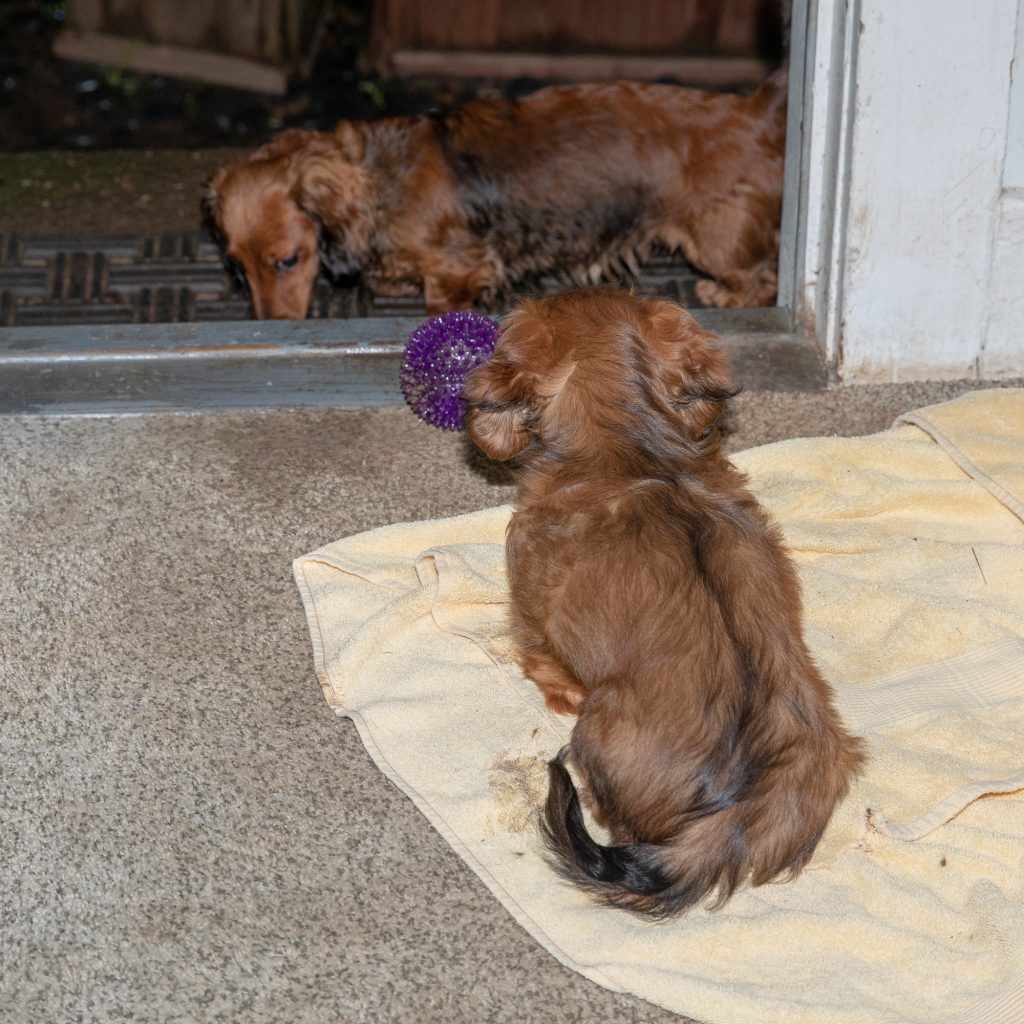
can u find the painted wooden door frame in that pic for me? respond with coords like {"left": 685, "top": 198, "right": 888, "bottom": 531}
{"left": 778, "top": 0, "right": 859, "bottom": 382}
{"left": 782, "top": 0, "right": 1023, "bottom": 383}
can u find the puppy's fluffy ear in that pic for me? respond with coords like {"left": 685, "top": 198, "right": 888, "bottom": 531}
{"left": 647, "top": 301, "right": 738, "bottom": 435}
{"left": 681, "top": 337, "right": 735, "bottom": 405}
{"left": 463, "top": 354, "right": 536, "bottom": 461}
{"left": 649, "top": 303, "right": 734, "bottom": 395}
{"left": 647, "top": 299, "right": 737, "bottom": 444}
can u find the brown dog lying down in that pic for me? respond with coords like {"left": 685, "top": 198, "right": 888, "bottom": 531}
{"left": 463, "top": 290, "right": 862, "bottom": 917}
{"left": 204, "top": 74, "right": 787, "bottom": 319}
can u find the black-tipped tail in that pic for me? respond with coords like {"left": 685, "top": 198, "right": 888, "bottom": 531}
{"left": 540, "top": 748, "right": 689, "bottom": 918}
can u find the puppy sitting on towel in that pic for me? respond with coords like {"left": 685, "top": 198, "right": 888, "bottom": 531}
{"left": 204, "top": 75, "right": 787, "bottom": 319}
{"left": 463, "top": 289, "right": 862, "bottom": 916}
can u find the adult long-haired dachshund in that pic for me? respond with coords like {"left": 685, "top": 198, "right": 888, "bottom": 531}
{"left": 463, "top": 289, "right": 862, "bottom": 917}
{"left": 203, "top": 73, "right": 787, "bottom": 319}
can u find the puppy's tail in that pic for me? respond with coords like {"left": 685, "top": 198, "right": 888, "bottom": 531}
{"left": 541, "top": 731, "right": 860, "bottom": 918}
{"left": 541, "top": 749, "right": 722, "bottom": 919}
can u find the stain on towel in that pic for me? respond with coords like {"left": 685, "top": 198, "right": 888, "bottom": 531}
{"left": 487, "top": 750, "right": 548, "bottom": 835}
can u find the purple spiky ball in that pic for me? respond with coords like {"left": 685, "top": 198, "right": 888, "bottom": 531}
{"left": 401, "top": 311, "right": 499, "bottom": 431}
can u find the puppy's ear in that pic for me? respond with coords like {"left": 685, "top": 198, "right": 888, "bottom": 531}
{"left": 681, "top": 335, "right": 736, "bottom": 405}
{"left": 293, "top": 144, "right": 374, "bottom": 269}
{"left": 647, "top": 302, "right": 738, "bottom": 435}
{"left": 464, "top": 304, "right": 553, "bottom": 460}
{"left": 463, "top": 355, "right": 536, "bottom": 461}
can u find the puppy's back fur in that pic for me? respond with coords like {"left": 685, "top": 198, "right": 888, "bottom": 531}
{"left": 539, "top": 482, "right": 862, "bottom": 916}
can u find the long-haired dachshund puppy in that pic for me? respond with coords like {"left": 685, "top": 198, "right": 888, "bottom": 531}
{"left": 463, "top": 289, "right": 862, "bottom": 917}
{"left": 203, "top": 73, "right": 787, "bottom": 319}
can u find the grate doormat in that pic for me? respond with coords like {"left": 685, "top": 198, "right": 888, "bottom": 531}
{"left": 0, "top": 232, "right": 707, "bottom": 328}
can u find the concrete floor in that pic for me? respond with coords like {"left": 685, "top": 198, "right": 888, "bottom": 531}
{"left": 2, "top": 378, "right": 1021, "bottom": 1024}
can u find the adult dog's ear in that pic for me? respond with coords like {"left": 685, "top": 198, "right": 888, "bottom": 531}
{"left": 200, "top": 170, "right": 249, "bottom": 292}
{"left": 200, "top": 171, "right": 225, "bottom": 243}
{"left": 463, "top": 354, "right": 536, "bottom": 461}
{"left": 292, "top": 142, "right": 374, "bottom": 273}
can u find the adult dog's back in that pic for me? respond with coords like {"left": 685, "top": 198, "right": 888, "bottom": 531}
{"left": 436, "top": 78, "right": 787, "bottom": 304}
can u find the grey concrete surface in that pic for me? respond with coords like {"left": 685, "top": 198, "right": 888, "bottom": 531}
{"left": 2, "top": 377, "right": 1021, "bottom": 1024}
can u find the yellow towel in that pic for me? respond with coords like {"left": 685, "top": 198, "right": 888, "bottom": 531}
{"left": 294, "top": 389, "right": 1024, "bottom": 1024}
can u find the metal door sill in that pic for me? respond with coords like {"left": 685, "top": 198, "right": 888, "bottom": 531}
{"left": 0, "top": 309, "right": 823, "bottom": 416}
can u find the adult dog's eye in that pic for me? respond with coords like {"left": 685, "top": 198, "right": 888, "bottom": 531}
{"left": 275, "top": 252, "right": 300, "bottom": 273}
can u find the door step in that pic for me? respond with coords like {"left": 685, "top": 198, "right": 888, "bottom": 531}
{"left": 0, "top": 309, "right": 824, "bottom": 415}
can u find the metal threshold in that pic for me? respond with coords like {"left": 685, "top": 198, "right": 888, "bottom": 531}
{"left": 0, "top": 308, "right": 824, "bottom": 416}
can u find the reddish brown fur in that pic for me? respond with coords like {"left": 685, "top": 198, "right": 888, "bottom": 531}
{"left": 463, "top": 289, "right": 863, "bottom": 916}
{"left": 203, "top": 76, "right": 786, "bottom": 319}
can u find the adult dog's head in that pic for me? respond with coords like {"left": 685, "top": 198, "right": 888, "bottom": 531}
{"left": 463, "top": 289, "right": 736, "bottom": 466}
{"left": 202, "top": 126, "right": 374, "bottom": 319}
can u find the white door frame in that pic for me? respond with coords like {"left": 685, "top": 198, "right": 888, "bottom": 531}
{"left": 779, "top": 0, "right": 1023, "bottom": 383}
{"left": 777, "top": 0, "right": 860, "bottom": 381}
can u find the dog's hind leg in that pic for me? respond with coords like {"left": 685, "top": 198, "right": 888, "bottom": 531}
{"left": 423, "top": 272, "right": 485, "bottom": 313}
{"left": 663, "top": 185, "right": 781, "bottom": 308}
{"left": 420, "top": 235, "right": 503, "bottom": 313}
{"left": 694, "top": 262, "right": 778, "bottom": 309}
{"left": 520, "top": 650, "right": 586, "bottom": 716}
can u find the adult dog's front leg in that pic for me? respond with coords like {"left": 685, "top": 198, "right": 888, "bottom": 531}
{"left": 420, "top": 238, "right": 501, "bottom": 312}
{"left": 423, "top": 272, "right": 481, "bottom": 313}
